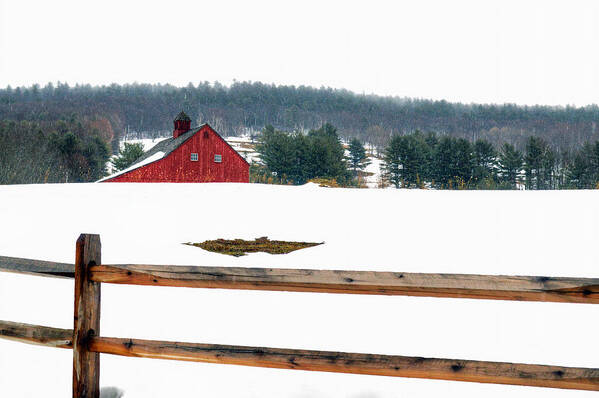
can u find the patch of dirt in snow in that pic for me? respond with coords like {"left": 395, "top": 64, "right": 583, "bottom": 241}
{"left": 184, "top": 237, "right": 323, "bottom": 257}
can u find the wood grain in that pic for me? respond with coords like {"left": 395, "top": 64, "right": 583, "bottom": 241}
{"left": 0, "top": 255, "right": 74, "bottom": 278}
{"left": 0, "top": 320, "right": 72, "bottom": 348}
{"left": 91, "top": 264, "right": 599, "bottom": 304}
{"left": 90, "top": 336, "right": 599, "bottom": 391}
{"left": 73, "top": 234, "right": 101, "bottom": 398}
{"left": 3, "top": 318, "right": 597, "bottom": 391}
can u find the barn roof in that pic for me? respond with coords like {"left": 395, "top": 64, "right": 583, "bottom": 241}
{"left": 133, "top": 124, "right": 206, "bottom": 165}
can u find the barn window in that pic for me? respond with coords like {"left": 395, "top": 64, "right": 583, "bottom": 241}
{"left": 204, "top": 131, "right": 210, "bottom": 139}
{"left": 214, "top": 154, "right": 222, "bottom": 163}
{"left": 190, "top": 153, "right": 198, "bottom": 161}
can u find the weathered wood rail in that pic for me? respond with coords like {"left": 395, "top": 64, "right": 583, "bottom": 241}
{"left": 3, "top": 256, "right": 599, "bottom": 304}
{"left": 0, "top": 255, "right": 74, "bottom": 278}
{"left": 0, "top": 234, "right": 598, "bottom": 397}
{"left": 90, "top": 264, "right": 599, "bottom": 303}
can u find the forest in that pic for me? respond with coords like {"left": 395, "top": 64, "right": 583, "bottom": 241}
{"left": 0, "top": 117, "right": 109, "bottom": 184}
{"left": 2, "top": 81, "right": 599, "bottom": 154}
{"left": 2, "top": 81, "right": 599, "bottom": 188}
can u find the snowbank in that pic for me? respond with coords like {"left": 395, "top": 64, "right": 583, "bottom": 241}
{"left": 0, "top": 183, "right": 598, "bottom": 397}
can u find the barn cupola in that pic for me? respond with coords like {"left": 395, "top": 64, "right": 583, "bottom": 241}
{"left": 173, "top": 111, "right": 192, "bottom": 138}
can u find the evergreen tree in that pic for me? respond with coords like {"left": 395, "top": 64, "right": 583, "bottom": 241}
{"left": 524, "top": 136, "right": 554, "bottom": 189}
{"left": 49, "top": 130, "right": 87, "bottom": 181}
{"left": 402, "top": 133, "right": 430, "bottom": 187}
{"left": 382, "top": 132, "right": 431, "bottom": 188}
{"left": 454, "top": 138, "right": 474, "bottom": 187}
{"left": 567, "top": 141, "right": 599, "bottom": 188}
{"left": 423, "top": 132, "right": 439, "bottom": 183}
{"left": 432, "top": 136, "right": 473, "bottom": 188}
{"left": 472, "top": 139, "right": 497, "bottom": 185}
{"left": 288, "top": 131, "right": 311, "bottom": 184}
{"left": 111, "top": 142, "right": 145, "bottom": 172}
{"left": 306, "top": 123, "right": 349, "bottom": 182}
{"left": 382, "top": 135, "right": 403, "bottom": 188}
{"left": 348, "top": 137, "right": 370, "bottom": 175}
{"left": 431, "top": 136, "right": 452, "bottom": 188}
{"left": 256, "top": 125, "right": 296, "bottom": 182}
{"left": 84, "top": 135, "right": 110, "bottom": 180}
{"left": 498, "top": 143, "right": 522, "bottom": 188}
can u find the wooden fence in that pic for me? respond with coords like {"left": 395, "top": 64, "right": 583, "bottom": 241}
{"left": 1, "top": 233, "right": 598, "bottom": 397}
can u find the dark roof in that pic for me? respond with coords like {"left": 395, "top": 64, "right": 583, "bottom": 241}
{"left": 174, "top": 111, "right": 191, "bottom": 122}
{"left": 133, "top": 124, "right": 206, "bottom": 165}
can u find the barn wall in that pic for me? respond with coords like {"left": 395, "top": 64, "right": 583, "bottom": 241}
{"left": 106, "top": 125, "right": 249, "bottom": 183}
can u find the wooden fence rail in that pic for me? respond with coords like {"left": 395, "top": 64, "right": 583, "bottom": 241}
{"left": 2, "top": 319, "right": 599, "bottom": 391}
{"left": 0, "top": 234, "right": 598, "bottom": 397}
{"left": 3, "top": 256, "right": 599, "bottom": 304}
{"left": 0, "top": 255, "right": 74, "bottom": 278}
{"left": 0, "top": 320, "right": 72, "bottom": 348}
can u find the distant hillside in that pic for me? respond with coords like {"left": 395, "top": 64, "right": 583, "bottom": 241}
{"left": 1, "top": 81, "right": 598, "bottom": 152}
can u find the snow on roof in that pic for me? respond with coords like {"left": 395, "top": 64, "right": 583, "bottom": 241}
{"left": 97, "top": 151, "right": 165, "bottom": 182}
{"left": 98, "top": 124, "right": 208, "bottom": 182}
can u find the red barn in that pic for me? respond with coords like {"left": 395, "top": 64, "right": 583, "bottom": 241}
{"left": 100, "top": 112, "right": 249, "bottom": 183}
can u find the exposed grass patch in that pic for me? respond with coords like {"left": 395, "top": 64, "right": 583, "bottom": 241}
{"left": 357, "top": 170, "right": 375, "bottom": 177}
{"left": 239, "top": 142, "right": 256, "bottom": 149}
{"left": 184, "top": 237, "right": 323, "bottom": 257}
{"left": 307, "top": 178, "right": 340, "bottom": 187}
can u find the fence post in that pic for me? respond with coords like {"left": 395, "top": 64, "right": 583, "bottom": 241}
{"left": 73, "top": 234, "right": 101, "bottom": 398}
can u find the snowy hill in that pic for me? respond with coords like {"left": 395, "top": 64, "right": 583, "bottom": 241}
{"left": 0, "top": 183, "right": 598, "bottom": 397}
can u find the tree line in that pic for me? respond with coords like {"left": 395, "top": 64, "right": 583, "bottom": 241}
{"left": 255, "top": 124, "right": 599, "bottom": 190}
{"left": 383, "top": 132, "right": 599, "bottom": 189}
{"left": 2, "top": 81, "right": 599, "bottom": 154}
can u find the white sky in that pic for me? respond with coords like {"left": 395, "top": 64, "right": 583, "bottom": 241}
{"left": 1, "top": 0, "right": 599, "bottom": 106}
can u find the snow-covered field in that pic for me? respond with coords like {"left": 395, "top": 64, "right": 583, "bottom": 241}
{"left": 1, "top": 183, "right": 598, "bottom": 397}
{"left": 121, "top": 136, "right": 170, "bottom": 151}
{"left": 363, "top": 156, "right": 383, "bottom": 188}
{"left": 225, "top": 136, "right": 261, "bottom": 164}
